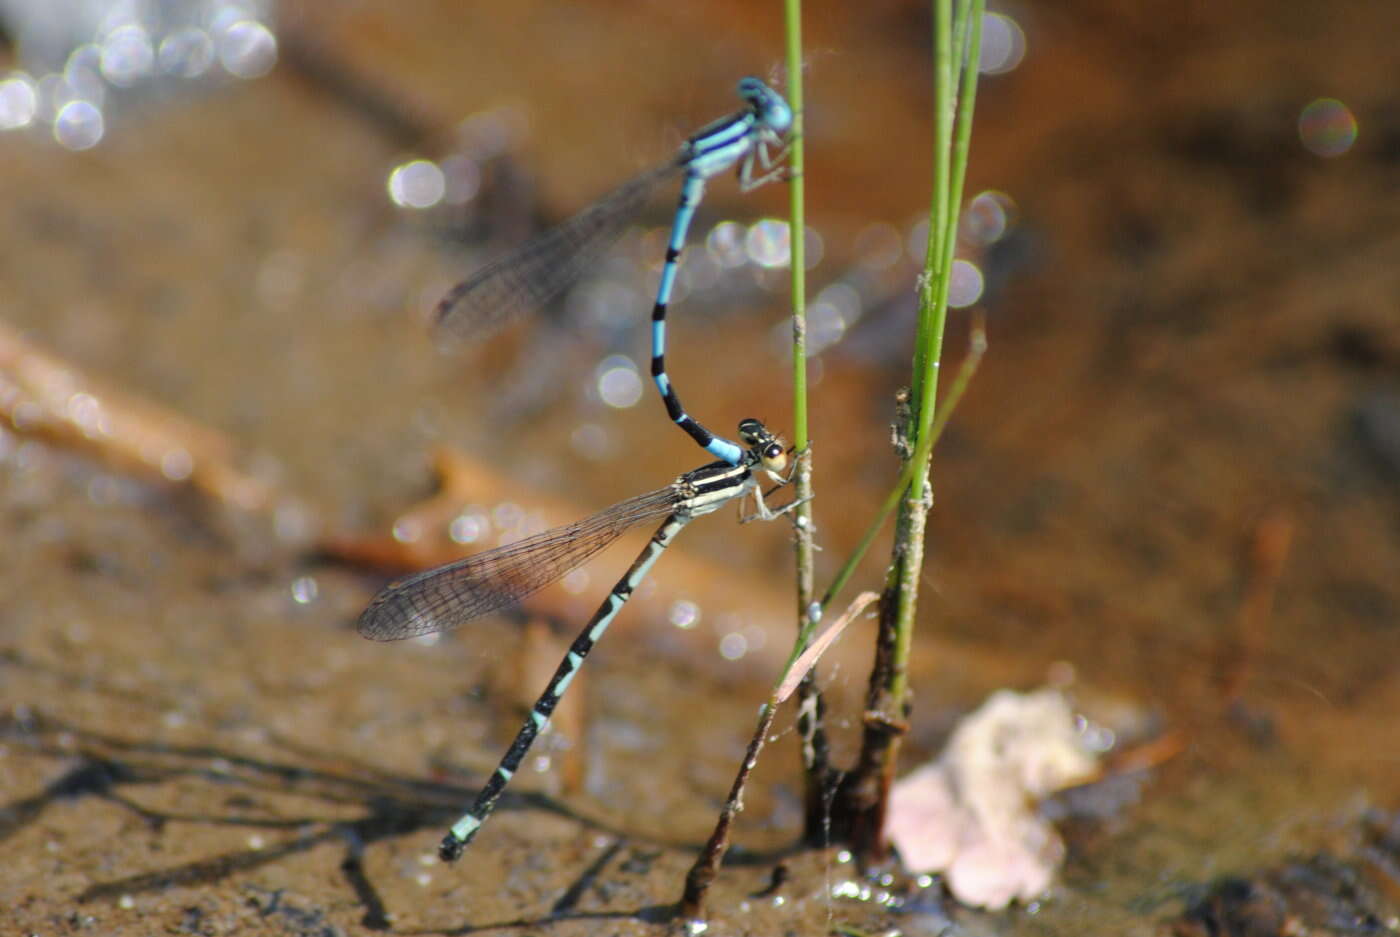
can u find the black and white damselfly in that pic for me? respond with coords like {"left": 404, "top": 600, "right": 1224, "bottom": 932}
{"left": 358, "top": 418, "right": 799, "bottom": 861}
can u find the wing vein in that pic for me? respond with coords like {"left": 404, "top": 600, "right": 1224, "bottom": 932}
{"left": 358, "top": 484, "right": 682, "bottom": 640}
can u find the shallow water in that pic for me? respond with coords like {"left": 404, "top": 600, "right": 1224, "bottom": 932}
{"left": 3, "top": 2, "right": 1399, "bottom": 934}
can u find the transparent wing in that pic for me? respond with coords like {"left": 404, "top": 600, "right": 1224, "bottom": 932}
{"left": 358, "top": 484, "right": 681, "bottom": 640}
{"left": 434, "top": 161, "right": 681, "bottom": 346}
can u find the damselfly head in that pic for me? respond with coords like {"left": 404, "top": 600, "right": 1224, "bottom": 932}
{"left": 738, "top": 417, "right": 789, "bottom": 476}
{"left": 761, "top": 442, "right": 790, "bottom": 477}
{"left": 738, "top": 76, "right": 793, "bottom": 135}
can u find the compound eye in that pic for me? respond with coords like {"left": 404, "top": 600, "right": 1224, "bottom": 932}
{"left": 764, "top": 444, "right": 783, "bottom": 460}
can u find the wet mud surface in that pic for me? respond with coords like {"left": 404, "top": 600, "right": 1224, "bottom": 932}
{"left": 3, "top": 1, "right": 1399, "bottom": 934}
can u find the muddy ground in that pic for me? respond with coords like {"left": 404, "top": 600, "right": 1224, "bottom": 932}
{"left": 3, "top": 1, "right": 1399, "bottom": 935}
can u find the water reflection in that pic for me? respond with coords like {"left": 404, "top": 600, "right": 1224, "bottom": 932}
{"left": 0, "top": 0, "right": 280, "bottom": 148}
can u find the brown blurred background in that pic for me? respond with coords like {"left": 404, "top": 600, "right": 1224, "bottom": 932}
{"left": 2, "top": 1, "right": 1398, "bottom": 934}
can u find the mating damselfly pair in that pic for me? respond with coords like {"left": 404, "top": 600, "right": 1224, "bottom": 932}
{"left": 360, "top": 78, "right": 800, "bottom": 861}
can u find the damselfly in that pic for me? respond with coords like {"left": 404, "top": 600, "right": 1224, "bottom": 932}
{"left": 435, "top": 78, "right": 792, "bottom": 466}
{"left": 359, "top": 418, "right": 799, "bottom": 861}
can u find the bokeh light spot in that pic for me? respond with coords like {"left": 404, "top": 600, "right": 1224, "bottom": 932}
{"left": 387, "top": 159, "right": 447, "bottom": 209}
{"left": 439, "top": 153, "right": 482, "bottom": 205}
{"left": 669, "top": 600, "right": 701, "bottom": 630}
{"left": 53, "top": 99, "right": 104, "bottom": 150}
{"left": 0, "top": 74, "right": 38, "bottom": 130}
{"left": 1298, "top": 97, "right": 1357, "bottom": 157}
{"left": 160, "top": 447, "right": 194, "bottom": 482}
{"left": 947, "top": 259, "right": 985, "bottom": 308}
{"left": 217, "top": 20, "right": 277, "bottom": 79}
{"left": 561, "top": 569, "right": 590, "bottom": 595}
{"left": 158, "top": 27, "right": 215, "bottom": 78}
{"left": 853, "top": 222, "right": 904, "bottom": 271}
{"left": 963, "top": 190, "right": 1017, "bottom": 245}
{"left": 570, "top": 422, "right": 613, "bottom": 461}
{"left": 596, "top": 355, "right": 643, "bottom": 409}
{"left": 719, "top": 631, "right": 748, "bottom": 661}
{"left": 907, "top": 217, "right": 931, "bottom": 264}
{"left": 99, "top": 25, "right": 155, "bottom": 87}
{"left": 449, "top": 511, "right": 487, "bottom": 544}
{"left": 746, "top": 218, "right": 791, "bottom": 268}
{"left": 290, "top": 576, "right": 318, "bottom": 605}
{"left": 980, "top": 12, "right": 1027, "bottom": 75}
{"left": 63, "top": 44, "right": 106, "bottom": 106}
{"left": 706, "top": 221, "right": 749, "bottom": 268}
